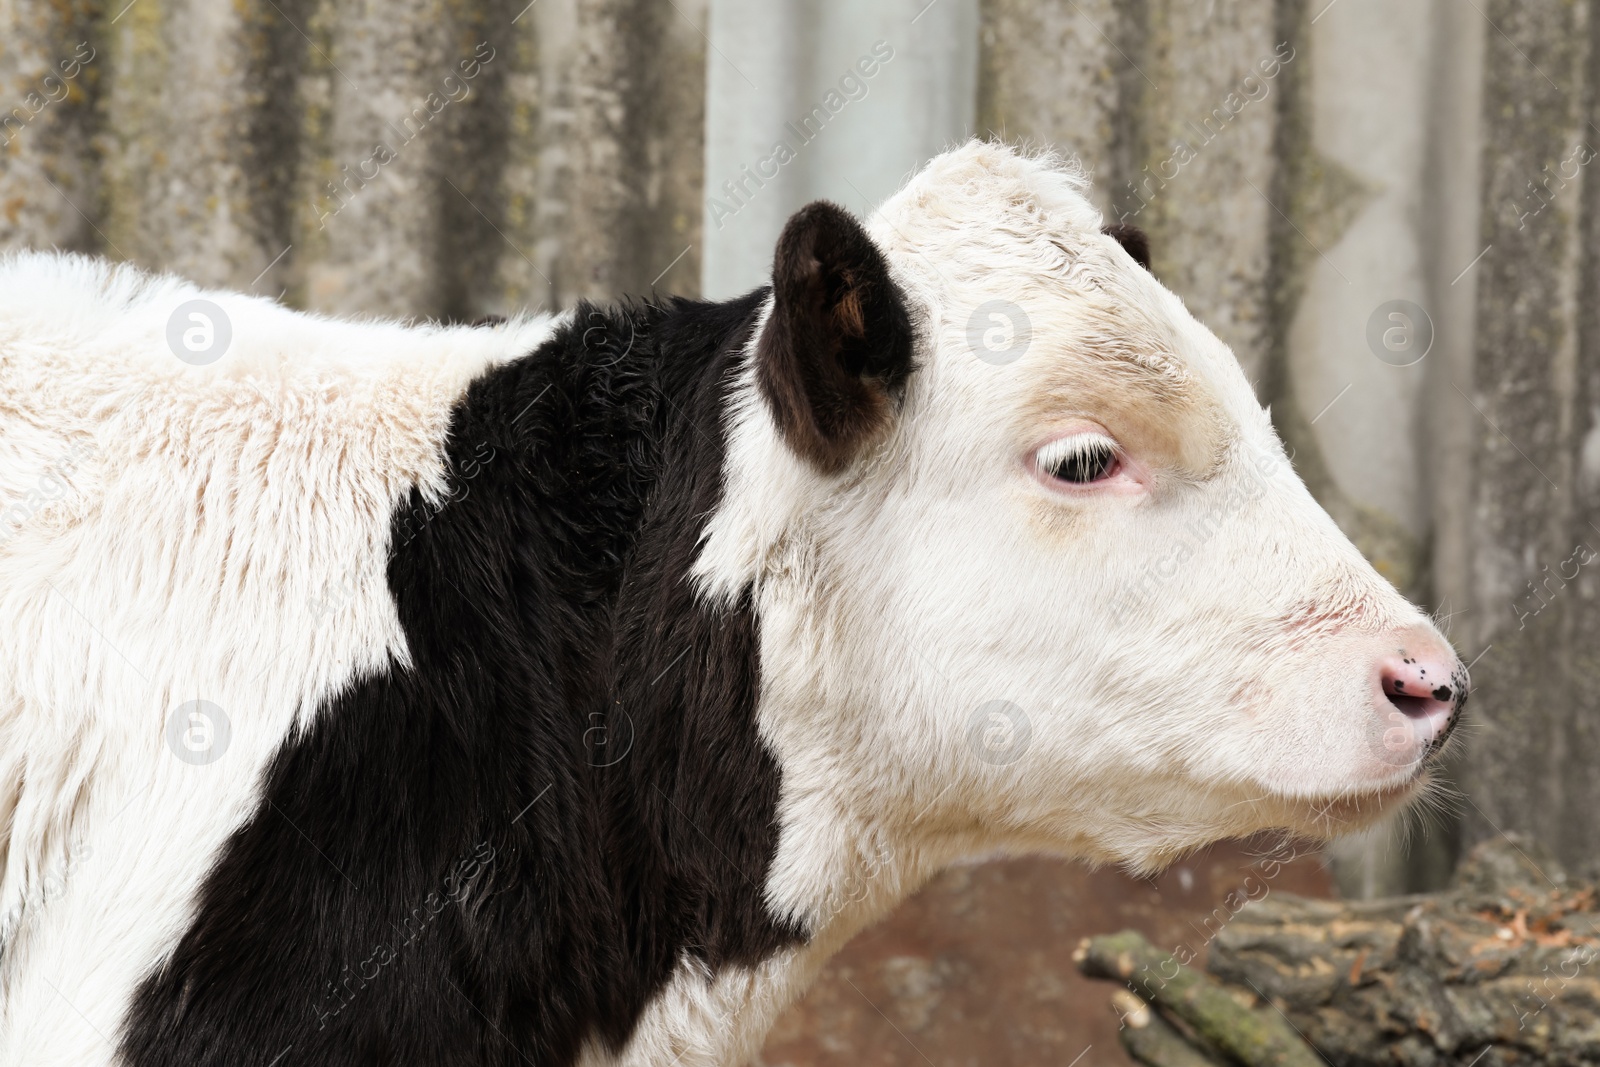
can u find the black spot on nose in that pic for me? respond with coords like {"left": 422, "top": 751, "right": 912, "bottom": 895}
{"left": 1432, "top": 685, "right": 1453, "bottom": 702}
{"left": 1393, "top": 680, "right": 1406, "bottom": 691}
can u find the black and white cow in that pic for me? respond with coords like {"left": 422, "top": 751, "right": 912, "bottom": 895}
{"left": 0, "top": 142, "right": 1465, "bottom": 1066}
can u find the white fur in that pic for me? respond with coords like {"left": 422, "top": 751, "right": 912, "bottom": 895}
{"left": 0, "top": 253, "right": 556, "bottom": 1065}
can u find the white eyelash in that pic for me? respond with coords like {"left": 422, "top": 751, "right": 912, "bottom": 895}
{"left": 1036, "top": 433, "right": 1118, "bottom": 472}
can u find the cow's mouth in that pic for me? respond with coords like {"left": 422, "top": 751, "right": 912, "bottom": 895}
{"left": 1295, "top": 773, "right": 1427, "bottom": 838}
{"left": 1234, "top": 769, "right": 1429, "bottom": 845}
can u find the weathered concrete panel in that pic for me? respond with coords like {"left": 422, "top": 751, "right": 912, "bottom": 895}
{"left": 1458, "top": 0, "right": 1597, "bottom": 870}
{"left": 1125, "top": 0, "right": 1282, "bottom": 383}
{"left": 0, "top": 0, "right": 705, "bottom": 318}
{"left": 302, "top": 0, "right": 467, "bottom": 313}
{"left": 979, "top": 0, "right": 1281, "bottom": 385}
{"left": 98, "top": 0, "right": 266, "bottom": 286}
{"left": 0, "top": 0, "right": 101, "bottom": 253}
{"left": 525, "top": 0, "right": 707, "bottom": 307}
{"left": 1290, "top": 0, "right": 1435, "bottom": 548}
{"left": 702, "top": 0, "right": 979, "bottom": 299}
{"left": 976, "top": 0, "right": 1121, "bottom": 212}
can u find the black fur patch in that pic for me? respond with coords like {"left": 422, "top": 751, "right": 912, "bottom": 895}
{"left": 120, "top": 290, "right": 805, "bottom": 1067}
{"left": 1102, "top": 223, "right": 1152, "bottom": 271}
{"left": 758, "top": 200, "right": 915, "bottom": 473}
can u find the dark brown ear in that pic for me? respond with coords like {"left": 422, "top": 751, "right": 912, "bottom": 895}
{"left": 757, "top": 201, "right": 914, "bottom": 474}
{"left": 1102, "top": 223, "right": 1152, "bottom": 271}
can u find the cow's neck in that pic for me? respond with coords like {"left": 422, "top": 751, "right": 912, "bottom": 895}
{"left": 520, "top": 290, "right": 876, "bottom": 1060}
{"left": 558, "top": 294, "right": 943, "bottom": 1063}
{"left": 536, "top": 292, "right": 810, "bottom": 1041}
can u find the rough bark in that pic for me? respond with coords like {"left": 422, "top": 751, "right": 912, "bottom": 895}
{"left": 1114, "top": 990, "right": 1230, "bottom": 1067}
{"left": 1076, "top": 931, "right": 1323, "bottom": 1067}
{"left": 1080, "top": 837, "right": 1600, "bottom": 1067}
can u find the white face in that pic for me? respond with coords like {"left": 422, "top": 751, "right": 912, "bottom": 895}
{"left": 698, "top": 143, "right": 1464, "bottom": 877}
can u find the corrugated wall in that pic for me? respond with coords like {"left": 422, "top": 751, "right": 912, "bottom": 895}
{"left": 1, "top": 0, "right": 706, "bottom": 316}
{"left": 5, "top": 0, "right": 1600, "bottom": 1062}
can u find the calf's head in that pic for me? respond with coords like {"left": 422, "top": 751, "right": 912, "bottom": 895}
{"left": 694, "top": 142, "right": 1464, "bottom": 885}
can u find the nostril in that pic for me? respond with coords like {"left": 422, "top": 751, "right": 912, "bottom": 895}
{"left": 1385, "top": 690, "right": 1435, "bottom": 718}
{"left": 1370, "top": 637, "right": 1468, "bottom": 768}
{"left": 1380, "top": 652, "right": 1462, "bottom": 717}
{"left": 1382, "top": 672, "right": 1453, "bottom": 715}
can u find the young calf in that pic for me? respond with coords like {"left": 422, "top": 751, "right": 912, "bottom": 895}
{"left": 0, "top": 141, "right": 1464, "bottom": 1066}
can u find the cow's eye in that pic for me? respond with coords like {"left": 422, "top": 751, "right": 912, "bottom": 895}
{"left": 1038, "top": 433, "right": 1120, "bottom": 484}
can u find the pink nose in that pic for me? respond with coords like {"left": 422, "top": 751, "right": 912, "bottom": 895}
{"left": 1378, "top": 638, "right": 1468, "bottom": 750}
